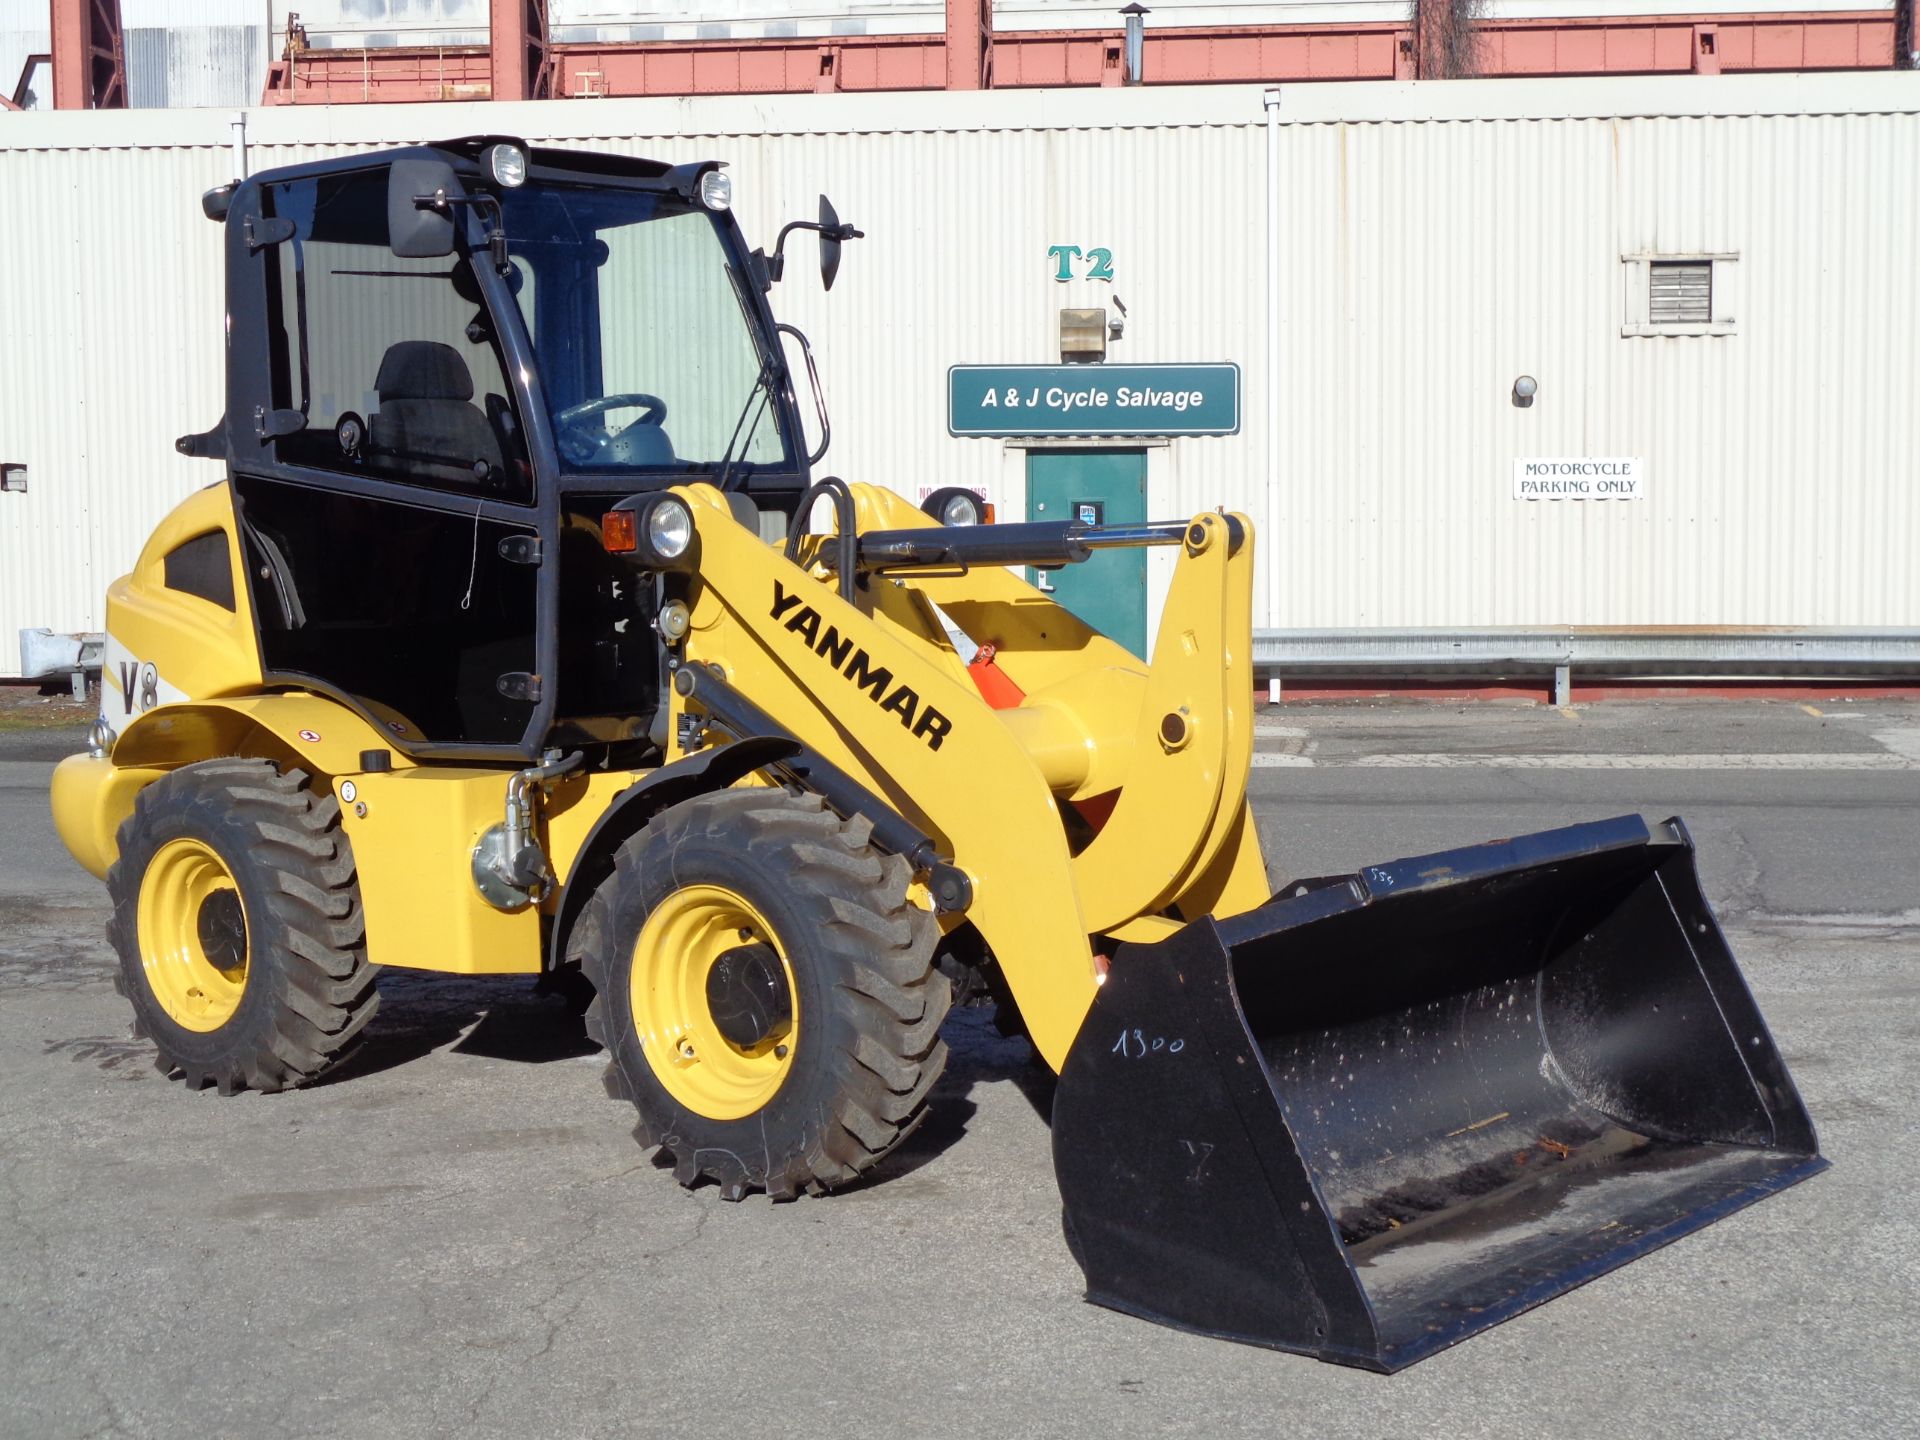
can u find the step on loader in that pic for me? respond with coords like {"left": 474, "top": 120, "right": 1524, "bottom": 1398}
{"left": 49, "top": 138, "right": 1824, "bottom": 1369}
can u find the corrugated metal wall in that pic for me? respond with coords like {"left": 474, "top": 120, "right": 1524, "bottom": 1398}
{"left": 1, "top": 77, "right": 1915, "bottom": 674}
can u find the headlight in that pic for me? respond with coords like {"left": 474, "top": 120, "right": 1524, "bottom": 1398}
{"left": 485, "top": 142, "right": 528, "bottom": 188}
{"left": 644, "top": 496, "right": 695, "bottom": 564}
{"left": 921, "top": 487, "right": 992, "bottom": 527}
{"left": 604, "top": 494, "right": 698, "bottom": 568}
{"left": 699, "top": 170, "right": 732, "bottom": 212}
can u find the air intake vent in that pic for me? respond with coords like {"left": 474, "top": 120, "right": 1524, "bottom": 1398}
{"left": 1649, "top": 261, "right": 1713, "bottom": 325}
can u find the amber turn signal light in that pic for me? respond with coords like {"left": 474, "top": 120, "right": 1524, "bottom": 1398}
{"left": 602, "top": 509, "right": 638, "bottom": 553}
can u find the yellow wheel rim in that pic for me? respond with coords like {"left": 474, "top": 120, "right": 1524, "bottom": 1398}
{"left": 136, "top": 837, "right": 250, "bottom": 1032}
{"left": 630, "top": 884, "right": 798, "bottom": 1121}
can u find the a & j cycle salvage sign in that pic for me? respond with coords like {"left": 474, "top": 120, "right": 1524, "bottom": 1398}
{"left": 948, "top": 364, "right": 1240, "bottom": 438}
{"left": 1513, "top": 458, "right": 1646, "bottom": 499}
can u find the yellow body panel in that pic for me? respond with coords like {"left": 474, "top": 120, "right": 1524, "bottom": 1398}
{"left": 105, "top": 483, "right": 263, "bottom": 709}
{"left": 334, "top": 768, "right": 541, "bottom": 975}
{"left": 49, "top": 754, "right": 170, "bottom": 880}
{"left": 113, "top": 692, "right": 423, "bottom": 777}
{"left": 543, "top": 769, "right": 647, "bottom": 900}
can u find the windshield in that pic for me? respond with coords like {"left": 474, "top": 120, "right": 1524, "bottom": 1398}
{"left": 499, "top": 181, "right": 791, "bottom": 476}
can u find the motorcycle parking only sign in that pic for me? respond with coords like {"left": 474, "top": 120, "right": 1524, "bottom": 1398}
{"left": 1513, "top": 458, "right": 1645, "bottom": 499}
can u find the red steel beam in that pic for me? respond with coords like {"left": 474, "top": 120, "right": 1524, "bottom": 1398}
{"left": 50, "top": 0, "right": 125, "bottom": 110}
{"left": 261, "top": 14, "right": 1899, "bottom": 105}
{"left": 947, "top": 0, "right": 988, "bottom": 91}
{"left": 491, "top": 0, "right": 553, "bottom": 102}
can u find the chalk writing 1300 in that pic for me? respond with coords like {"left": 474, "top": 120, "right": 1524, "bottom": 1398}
{"left": 1113, "top": 1028, "right": 1185, "bottom": 1059}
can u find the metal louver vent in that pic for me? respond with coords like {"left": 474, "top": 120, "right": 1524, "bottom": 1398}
{"left": 1650, "top": 261, "right": 1713, "bottom": 325}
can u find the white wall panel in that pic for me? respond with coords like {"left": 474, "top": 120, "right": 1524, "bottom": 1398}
{"left": 1, "top": 76, "right": 1915, "bottom": 674}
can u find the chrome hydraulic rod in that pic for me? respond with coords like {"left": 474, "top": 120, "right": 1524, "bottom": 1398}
{"left": 1076, "top": 521, "right": 1194, "bottom": 549}
{"left": 832, "top": 518, "right": 1200, "bottom": 573}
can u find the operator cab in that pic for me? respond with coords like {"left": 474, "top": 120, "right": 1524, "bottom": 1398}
{"left": 203, "top": 138, "right": 843, "bottom": 764}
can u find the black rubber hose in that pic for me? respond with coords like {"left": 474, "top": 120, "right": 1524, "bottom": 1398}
{"left": 783, "top": 476, "right": 858, "bottom": 604}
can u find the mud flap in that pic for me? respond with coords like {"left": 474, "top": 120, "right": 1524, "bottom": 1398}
{"left": 1051, "top": 815, "right": 1827, "bottom": 1371}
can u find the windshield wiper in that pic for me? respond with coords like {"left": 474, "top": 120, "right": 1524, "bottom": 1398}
{"left": 714, "top": 359, "right": 775, "bottom": 494}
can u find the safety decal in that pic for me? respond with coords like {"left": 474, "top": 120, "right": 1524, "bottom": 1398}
{"left": 297, "top": 729, "right": 322, "bottom": 743}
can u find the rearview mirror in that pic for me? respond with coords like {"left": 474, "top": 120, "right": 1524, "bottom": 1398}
{"left": 769, "top": 201, "right": 862, "bottom": 289}
{"left": 819, "top": 196, "right": 844, "bottom": 292}
{"left": 388, "top": 158, "right": 461, "bottom": 259}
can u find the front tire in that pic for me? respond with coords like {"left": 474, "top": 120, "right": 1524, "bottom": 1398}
{"left": 577, "top": 788, "right": 950, "bottom": 1200}
{"left": 106, "top": 759, "right": 378, "bottom": 1093}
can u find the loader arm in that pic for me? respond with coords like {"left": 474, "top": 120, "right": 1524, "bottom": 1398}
{"left": 660, "top": 483, "right": 1266, "bottom": 1072}
{"left": 839, "top": 483, "right": 1268, "bottom": 932}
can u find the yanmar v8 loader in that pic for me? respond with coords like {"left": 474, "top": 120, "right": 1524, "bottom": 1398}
{"left": 50, "top": 138, "right": 1825, "bottom": 1370}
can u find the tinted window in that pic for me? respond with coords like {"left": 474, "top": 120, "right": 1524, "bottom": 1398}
{"left": 162, "top": 531, "right": 236, "bottom": 611}
{"left": 499, "top": 183, "right": 790, "bottom": 478}
{"left": 262, "top": 169, "right": 534, "bottom": 503}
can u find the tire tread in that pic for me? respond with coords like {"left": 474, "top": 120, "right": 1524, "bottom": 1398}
{"left": 106, "top": 758, "right": 379, "bottom": 1095}
{"left": 577, "top": 788, "right": 950, "bottom": 1201}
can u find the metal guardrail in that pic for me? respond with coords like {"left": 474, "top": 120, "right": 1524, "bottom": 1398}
{"left": 1254, "top": 628, "right": 1920, "bottom": 702}
{"left": 17, "top": 627, "right": 1920, "bottom": 705}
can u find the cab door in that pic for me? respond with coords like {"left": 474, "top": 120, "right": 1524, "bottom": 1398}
{"left": 225, "top": 163, "right": 554, "bottom": 758}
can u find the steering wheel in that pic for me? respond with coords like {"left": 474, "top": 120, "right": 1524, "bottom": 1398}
{"left": 553, "top": 393, "right": 668, "bottom": 466}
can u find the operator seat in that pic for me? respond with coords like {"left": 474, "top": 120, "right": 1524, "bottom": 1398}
{"left": 369, "top": 340, "right": 505, "bottom": 488}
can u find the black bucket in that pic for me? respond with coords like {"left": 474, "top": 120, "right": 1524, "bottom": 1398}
{"left": 1052, "top": 815, "right": 1826, "bottom": 1371}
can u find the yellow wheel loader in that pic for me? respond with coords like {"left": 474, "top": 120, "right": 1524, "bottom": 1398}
{"left": 50, "top": 138, "right": 1825, "bottom": 1370}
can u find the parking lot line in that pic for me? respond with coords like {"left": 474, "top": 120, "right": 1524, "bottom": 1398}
{"left": 1253, "top": 751, "right": 1919, "bottom": 770}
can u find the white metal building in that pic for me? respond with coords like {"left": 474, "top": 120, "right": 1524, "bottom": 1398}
{"left": 1, "top": 74, "right": 1916, "bottom": 674}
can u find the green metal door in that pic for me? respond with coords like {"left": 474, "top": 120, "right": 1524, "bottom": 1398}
{"left": 1026, "top": 448, "right": 1148, "bottom": 657}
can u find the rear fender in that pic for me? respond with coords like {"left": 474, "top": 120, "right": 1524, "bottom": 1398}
{"left": 111, "top": 694, "right": 419, "bottom": 779}
{"left": 59, "top": 695, "right": 414, "bottom": 877}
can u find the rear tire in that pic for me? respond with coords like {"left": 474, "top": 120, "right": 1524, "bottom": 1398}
{"left": 106, "top": 759, "right": 378, "bottom": 1094}
{"left": 577, "top": 788, "right": 950, "bottom": 1200}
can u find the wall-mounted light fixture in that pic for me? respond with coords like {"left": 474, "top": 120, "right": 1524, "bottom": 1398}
{"left": 1120, "top": 4, "right": 1150, "bottom": 86}
{"left": 1060, "top": 308, "right": 1108, "bottom": 362}
{"left": 0, "top": 463, "right": 27, "bottom": 493}
{"left": 1512, "top": 375, "right": 1538, "bottom": 409}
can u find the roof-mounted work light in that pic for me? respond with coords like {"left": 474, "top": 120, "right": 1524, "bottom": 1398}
{"left": 484, "top": 142, "right": 528, "bottom": 188}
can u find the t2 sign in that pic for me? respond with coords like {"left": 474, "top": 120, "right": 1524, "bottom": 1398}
{"left": 1048, "top": 245, "right": 1114, "bottom": 283}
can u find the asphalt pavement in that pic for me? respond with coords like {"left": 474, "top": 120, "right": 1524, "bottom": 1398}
{"left": 2, "top": 699, "right": 1916, "bottom": 1439}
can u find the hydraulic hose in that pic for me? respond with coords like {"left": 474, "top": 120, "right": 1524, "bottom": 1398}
{"left": 783, "top": 476, "right": 858, "bottom": 604}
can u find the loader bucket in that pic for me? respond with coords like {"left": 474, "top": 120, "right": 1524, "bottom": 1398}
{"left": 1052, "top": 815, "right": 1826, "bottom": 1372}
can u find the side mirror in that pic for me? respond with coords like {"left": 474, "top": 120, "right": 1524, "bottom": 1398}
{"left": 769, "top": 201, "right": 862, "bottom": 288}
{"left": 819, "top": 196, "right": 845, "bottom": 292}
{"left": 388, "top": 157, "right": 462, "bottom": 259}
